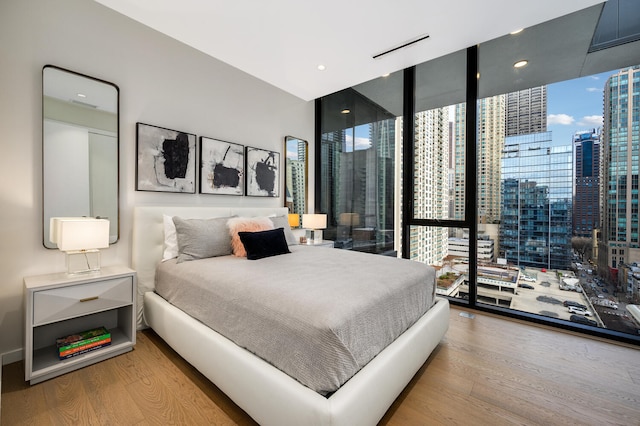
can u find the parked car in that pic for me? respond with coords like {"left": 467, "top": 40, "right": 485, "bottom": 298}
{"left": 563, "top": 300, "right": 588, "bottom": 310}
{"left": 570, "top": 314, "right": 597, "bottom": 327}
{"left": 518, "top": 283, "right": 534, "bottom": 289}
{"left": 602, "top": 288, "right": 609, "bottom": 293}
{"left": 568, "top": 306, "right": 592, "bottom": 316}
{"left": 521, "top": 276, "right": 536, "bottom": 282}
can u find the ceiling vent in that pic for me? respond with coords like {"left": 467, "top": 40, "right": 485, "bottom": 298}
{"left": 373, "top": 34, "right": 430, "bottom": 59}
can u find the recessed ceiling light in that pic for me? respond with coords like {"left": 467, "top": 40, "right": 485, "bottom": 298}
{"left": 341, "top": 109, "right": 350, "bottom": 114}
{"left": 513, "top": 60, "right": 529, "bottom": 68}
{"left": 510, "top": 28, "right": 524, "bottom": 35}
{"left": 381, "top": 73, "right": 390, "bottom": 77}
{"left": 317, "top": 65, "right": 326, "bottom": 71}
{"left": 77, "top": 93, "right": 87, "bottom": 98}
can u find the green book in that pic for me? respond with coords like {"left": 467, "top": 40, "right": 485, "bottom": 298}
{"left": 58, "top": 333, "right": 111, "bottom": 352}
{"left": 59, "top": 341, "right": 111, "bottom": 360}
{"left": 56, "top": 326, "right": 110, "bottom": 351}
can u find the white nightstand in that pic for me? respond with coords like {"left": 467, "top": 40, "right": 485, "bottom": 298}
{"left": 24, "top": 265, "right": 136, "bottom": 385}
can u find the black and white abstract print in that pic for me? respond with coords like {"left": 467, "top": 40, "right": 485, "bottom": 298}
{"left": 245, "top": 146, "right": 280, "bottom": 197}
{"left": 200, "top": 137, "right": 244, "bottom": 195}
{"left": 136, "top": 123, "right": 196, "bottom": 193}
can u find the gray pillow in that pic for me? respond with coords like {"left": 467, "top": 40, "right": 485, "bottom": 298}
{"left": 269, "top": 215, "right": 298, "bottom": 246}
{"left": 173, "top": 216, "right": 233, "bottom": 263}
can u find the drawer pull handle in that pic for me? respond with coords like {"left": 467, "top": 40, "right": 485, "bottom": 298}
{"left": 80, "top": 296, "right": 99, "bottom": 303}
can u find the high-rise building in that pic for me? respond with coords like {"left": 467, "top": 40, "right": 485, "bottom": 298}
{"left": 410, "top": 108, "right": 449, "bottom": 265}
{"left": 326, "top": 119, "right": 396, "bottom": 253}
{"left": 454, "top": 95, "right": 505, "bottom": 224}
{"left": 285, "top": 157, "right": 306, "bottom": 214}
{"left": 599, "top": 67, "right": 640, "bottom": 278}
{"left": 500, "top": 132, "right": 572, "bottom": 270}
{"left": 505, "top": 86, "right": 547, "bottom": 136}
{"left": 573, "top": 129, "right": 601, "bottom": 238}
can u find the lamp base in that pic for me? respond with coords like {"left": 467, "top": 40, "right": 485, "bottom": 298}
{"left": 305, "top": 229, "right": 323, "bottom": 245}
{"left": 66, "top": 250, "right": 101, "bottom": 275}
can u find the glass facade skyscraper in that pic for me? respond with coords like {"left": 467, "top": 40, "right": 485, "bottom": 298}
{"left": 573, "top": 129, "right": 601, "bottom": 238}
{"left": 600, "top": 66, "right": 640, "bottom": 276}
{"left": 500, "top": 132, "right": 573, "bottom": 270}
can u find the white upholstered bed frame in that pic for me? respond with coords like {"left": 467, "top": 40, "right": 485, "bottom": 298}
{"left": 132, "top": 206, "right": 450, "bottom": 426}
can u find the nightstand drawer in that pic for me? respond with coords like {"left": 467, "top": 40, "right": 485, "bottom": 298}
{"left": 33, "top": 276, "right": 133, "bottom": 326}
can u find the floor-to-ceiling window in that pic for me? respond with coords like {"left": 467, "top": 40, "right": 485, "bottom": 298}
{"left": 473, "top": 2, "right": 640, "bottom": 337}
{"left": 317, "top": 72, "right": 403, "bottom": 255}
{"left": 317, "top": 1, "right": 640, "bottom": 344}
{"left": 409, "top": 50, "right": 474, "bottom": 303}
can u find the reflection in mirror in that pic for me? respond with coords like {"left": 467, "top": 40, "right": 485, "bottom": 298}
{"left": 43, "top": 66, "right": 119, "bottom": 248}
{"left": 284, "top": 136, "right": 307, "bottom": 217}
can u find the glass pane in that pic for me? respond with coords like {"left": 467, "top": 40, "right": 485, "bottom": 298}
{"left": 478, "top": 4, "right": 640, "bottom": 335}
{"left": 319, "top": 71, "right": 403, "bottom": 255}
{"left": 414, "top": 50, "right": 466, "bottom": 221}
{"left": 409, "top": 226, "right": 471, "bottom": 303}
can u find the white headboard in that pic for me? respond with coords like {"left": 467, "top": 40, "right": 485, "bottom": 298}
{"left": 132, "top": 205, "right": 289, "bottom": 328}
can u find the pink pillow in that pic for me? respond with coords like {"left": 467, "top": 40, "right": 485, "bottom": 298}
{"left": 227, "top": 217, "right": 274, "bottom": 257}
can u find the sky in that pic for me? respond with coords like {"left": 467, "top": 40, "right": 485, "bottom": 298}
{"left": 546, "top": 70, "right": 614, "bottom": 146}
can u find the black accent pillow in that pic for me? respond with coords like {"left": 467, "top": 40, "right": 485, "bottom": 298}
{"left": 238, "top": 228, "right": 291, "bottom": 260}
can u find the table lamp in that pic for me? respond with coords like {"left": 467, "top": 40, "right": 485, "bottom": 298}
{"left": 302, "top": 214, "right": 327, "bottom": 244}
{"left": 288, "top": 213, "right": 300, "bottom": 228}
{"left": 50, "top": 217, "right": 110, "bottom": 274}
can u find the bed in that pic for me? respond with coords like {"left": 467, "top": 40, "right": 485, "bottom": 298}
{"left": 132, "top": 206, "right": 449, "bottom": 426}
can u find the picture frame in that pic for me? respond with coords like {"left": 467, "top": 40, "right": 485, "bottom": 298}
{"left": 136, "top": 123, "right": 196, "bottom": 193}
{"left": 199, "top": 136, "right": 244, "bottom": 195}
{"left": 245, "top": 146, "right": 280, "bottom": 197}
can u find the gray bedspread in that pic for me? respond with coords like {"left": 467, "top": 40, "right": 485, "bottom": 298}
{"left": 155, "top": 245, "right": 436, "bottom": 394}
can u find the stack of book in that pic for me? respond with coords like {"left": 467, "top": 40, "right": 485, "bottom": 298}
{"left": 56, "top": 326, "right": 111, "bottom": 360}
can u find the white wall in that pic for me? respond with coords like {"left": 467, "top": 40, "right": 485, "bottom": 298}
{"left": 0, "top": 0, "right": 314, "bottom": 358}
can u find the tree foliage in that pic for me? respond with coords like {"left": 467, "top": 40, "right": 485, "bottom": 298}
{"left": 571, "top": 237, "right": 592, "bottom": 262}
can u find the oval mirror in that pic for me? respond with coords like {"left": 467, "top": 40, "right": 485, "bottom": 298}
{"left": 43, "top": 66, "right": 119, "bottom": 248}
{"left": 284, "top": 136, "right": 308, "bottom": 217}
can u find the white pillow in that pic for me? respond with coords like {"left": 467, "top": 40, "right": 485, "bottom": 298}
{"left": 269, "top": 215, "right": 298, "bottom": 246}
{"left": 162, "top": 214, "right": 179, "bottom": 261}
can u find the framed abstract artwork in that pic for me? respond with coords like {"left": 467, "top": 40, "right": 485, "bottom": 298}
{"left": 245, "top": 146, "right": 280, "bottom": 197}
{"left": 199, "top": 136, "right": 244, "bottom": 195}
{"left": 136, "top": 123, "right": 196, "bottom": 193}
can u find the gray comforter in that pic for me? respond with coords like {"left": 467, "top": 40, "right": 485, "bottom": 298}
{"left": 155, "top": 245, "right": 436, "bottom": 394}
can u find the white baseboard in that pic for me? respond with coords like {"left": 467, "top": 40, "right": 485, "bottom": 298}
{"left": 2, "top": 348, "right": 23, "bottom": 366}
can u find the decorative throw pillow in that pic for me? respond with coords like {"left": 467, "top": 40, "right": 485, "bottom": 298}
{"left": 162, "top": 214, "right": 179, "bottom": 262}
{"left": 173, "top": 216, "right": 233, "bottom": 263}
{"left": 269, "top": 215, "right": 298, "bottom": 246}
{"left": 227, "top": 216, "right": 275, "bottom": 257}
{"left": 239, "top": 228, "right": 291, "bottom": 260}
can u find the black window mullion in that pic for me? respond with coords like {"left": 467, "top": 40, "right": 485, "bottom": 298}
{"left": 402, "top": 67, "right": 416, "bottom": 259}
{"left": 466, "top": 45, "right": 479, "bottom": 307}
{"left": 314, "top": 98, "right": 322, "bottom": 214}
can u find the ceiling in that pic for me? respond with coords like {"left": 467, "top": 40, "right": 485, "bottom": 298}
{"left": 44, "top": 66, "right": 118, "bottom": 113}
{"left": 93, "top": 0, "right": 604, "bottom": 101}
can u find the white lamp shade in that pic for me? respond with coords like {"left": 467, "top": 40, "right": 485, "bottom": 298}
{"left": 302, "top": 214, "right": 327, "bottom": 229}
{"left": 50, "top": 217, "right": 110, "bottom": 251}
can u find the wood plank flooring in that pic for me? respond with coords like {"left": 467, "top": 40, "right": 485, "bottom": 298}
{"left": 2, "top": 306, "right": 639, "bottom": 425}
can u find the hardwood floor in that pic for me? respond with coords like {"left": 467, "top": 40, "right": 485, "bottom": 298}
{"left": 2, "top": 306, "right": 639, "bottom": 425}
